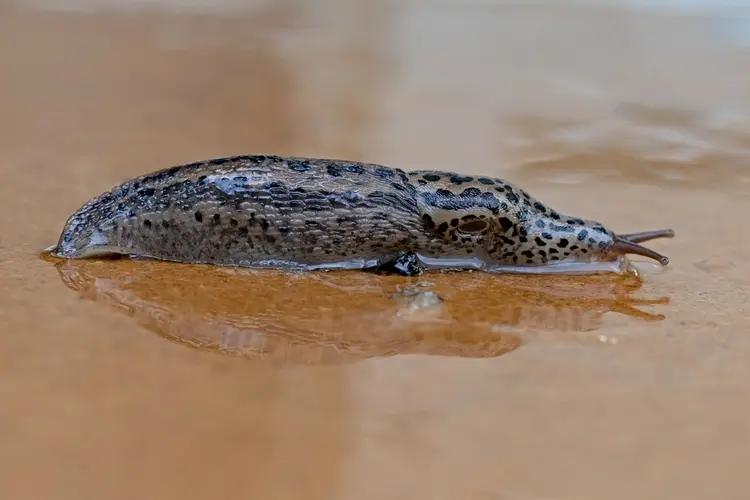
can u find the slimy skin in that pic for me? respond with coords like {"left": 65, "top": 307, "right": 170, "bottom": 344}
{"left": 52, "top": 154, "right": 674, "bottom": 276}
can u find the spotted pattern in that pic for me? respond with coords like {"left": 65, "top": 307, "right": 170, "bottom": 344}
{"left": 54, "top": 155, "right": 621, "bottom": 272}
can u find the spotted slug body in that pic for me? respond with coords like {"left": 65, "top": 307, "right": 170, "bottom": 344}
{"left": 52, "top": 154, "right": 674, "bottom": 275}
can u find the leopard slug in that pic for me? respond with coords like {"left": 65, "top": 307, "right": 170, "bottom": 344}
{"left": 51, "top": 154, "right": 674, "bottom": 276}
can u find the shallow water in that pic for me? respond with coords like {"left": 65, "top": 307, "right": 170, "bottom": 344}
{"left": 1, "top": 1, "right": 750, "bottom": 499}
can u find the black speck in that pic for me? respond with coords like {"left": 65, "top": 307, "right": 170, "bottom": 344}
{"left": 230, "top": 218, "right": 239, "bottom": 227}
{"left": 460, "top": 187, "right": 482, "bottom": 197}
{"left": 478, "top": 177, "right": 495, "bottom": 185}
{"left": 212, "top": 213, "right": 221, "bottom": 224}
{"left": 558, "top": 238, "right": 569, "bottom": 248}
{"left": 375, "top": 167, "right": 394, "bottom": 178}
{"left": 327, "top": 164, "right": 343, "bottom": 177}
{"left": 449, "top": 174, "right": 474, "bottom": 185}
{"left": 343, "top": 164, "right": 365, "bottom": 174}
{"left": 194, "top": 211, "right": 203, "bottom": 222}
{"left": 577, "top": 230, "right": 588, "bottom": 241}
{"left": 288, "top": 159, "right": 311, "bottom": 172}
{"left": 498, "top": 217, "right": 513, "bottom": 232}
{"left": 143, "top": 219, "right": 152, "bottom": 228}
{"left": 422, "top": 213, "right": 436, "bottom": 230}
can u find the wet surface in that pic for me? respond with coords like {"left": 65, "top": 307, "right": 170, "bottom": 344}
{"left": 1, "top": 1, "right": 750, "bottom": 499}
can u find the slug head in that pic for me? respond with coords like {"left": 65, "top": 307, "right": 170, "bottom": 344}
{"left": 414, "top": 176, "right": 672, "bottom": 273}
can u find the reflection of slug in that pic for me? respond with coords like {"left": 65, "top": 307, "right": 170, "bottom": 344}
{"left": 51, "top": 154, "right": 674, "bottom": 276}
{"left": 51, "top": 258, "right": 668, "bottom": 364}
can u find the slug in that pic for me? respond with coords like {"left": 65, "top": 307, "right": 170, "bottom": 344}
{"left": 51, "top": 154, "right": 674, "bottom": 276}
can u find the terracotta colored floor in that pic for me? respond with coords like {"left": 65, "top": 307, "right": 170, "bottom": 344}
{"left": 1, "top": 2, "right": 748, "bottom": 499}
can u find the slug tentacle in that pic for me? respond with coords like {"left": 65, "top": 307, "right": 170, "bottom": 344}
{"left": 51, "top": 155, "right": 674, "bottom": 276}
{"left": 610, "top": 236, "right": 670, "bottom": 266}
{"left": 617, "top": 229, "right": 675, "bottom": 244}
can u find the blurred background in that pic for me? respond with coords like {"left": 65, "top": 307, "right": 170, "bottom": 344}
{"left": 1, "top": 1, "right": 749, "bottom": 499}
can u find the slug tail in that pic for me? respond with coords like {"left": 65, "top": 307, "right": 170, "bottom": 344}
{"left": 611, "top": 236, "right": 670, "bottom": 266}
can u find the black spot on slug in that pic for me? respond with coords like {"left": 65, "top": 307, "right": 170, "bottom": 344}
{"left": 542, "top": 232, "right": 553, "bottom": 240}
{"left": 194, "top": 211, "right": 203, "bottom": 222}
{"left": 478, "top": 177, "right": 495, "bottom": 185}
{"left": 143, "top": 219, "right": 152, "bottom": 228}
{"left": 449, "top": 174, "right": 474, "bottom": 185}
{"left": 375, "top": 167, "right": 394, "bottom": 178}
{"left": 287, "top": 159, "right": 311, "bottom": 172}
{"left": 326, "top": 164, "right": 343, "bottom": 177}
{"left": 460, "top": 187, "right": 482, "bottom": 197}
{"left": 212, "top": 213, "right": 220, "bottom": 224}
{"left": 422, "top": 213, "right": 436, "bottom": 230}
{"left": 558, "top": 238, "right": 569, "bottom": 248}
{"left": 533, "top": 202, "right": 547, "bottom": 213}
{"left": 498, "top": 217, "right": 513, "bottom": 232}
{"left": 343, "top": 164, "right": 365, "bottom": 174}
{"left": 423, "top": 173, "right": 441, "bottom": 182}
{"left": 577, "top": 230, "right": 589, "bottom": 241}
{"left": 534, "top": 237, "right": 547, "bottom": 246}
